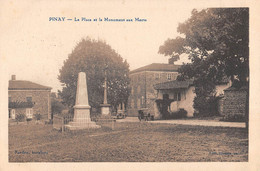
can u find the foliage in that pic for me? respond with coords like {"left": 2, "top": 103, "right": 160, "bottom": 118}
{"left": 34, "top": 113, "right": 41, "bottom": 121}
{"left": 58, "top": 38, "right": 130, "bottom": 111}
{"left": 165, "top": 109, "right": 187, "bottom": 119}
{"left": 159, "top": 8, "right": 249, "bottom": 84}
{"left": 169, "top": 109, "right": 188, "bottom": 119}
{"left": 159, "top": 8, "right": 249, "bottom": 116}
{"left": 16, "top": 113, "right": 25, "bottom": 123}
{"left": 193, "top": 95, "right": 221, "bottom": 117}
{"left": 51, "top": 98, "right": 66, "bottom": 116}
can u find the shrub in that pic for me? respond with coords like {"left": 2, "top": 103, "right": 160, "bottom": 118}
{"left": 168, "top": 109, "right": 188, "bottom": 119}
{"left": 16, "top": 113, "right": 25, "bottom": 123}
{"left": 34, "top": 113, "right": 41, "bottom": 121}
{"left": 220, "top": 114, "right": 245, "bottom": 122}
{"left": 193, "top": 95, "right": 221, "bottom": 117}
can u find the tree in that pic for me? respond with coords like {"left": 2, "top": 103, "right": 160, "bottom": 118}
{"left": 51, "top": 98, "right": 66, "bottom": 117}
{"left": 159, "top": 8, "right": 249, "bottom": 116}
{"left": 58, "top": 38, "right": 130, "bottom": 113}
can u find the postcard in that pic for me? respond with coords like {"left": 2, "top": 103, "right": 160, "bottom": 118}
{"left": 0, "top": 0, "right": 260, "bottom": 170}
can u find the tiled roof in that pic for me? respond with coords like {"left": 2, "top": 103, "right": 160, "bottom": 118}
{"left": 154, "top": 80, "right": 193, "bottom": 90}
{"left": 9, "top": 80, "right": 52, "bottom": 90}
{"left": 130, "top": 63, "right": 181, "bottom": 74}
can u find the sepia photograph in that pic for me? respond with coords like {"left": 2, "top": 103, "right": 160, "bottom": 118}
{"left": 0, "top": 0, "right": 259, "bottom": 170}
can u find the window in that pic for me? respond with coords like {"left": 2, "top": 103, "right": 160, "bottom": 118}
{"left": 174, "top": 92, "right": 181, "bottom": 101}
{"left": 26, "top": 96, "right": 32, "bottom": 102}
{"left": 155, "top": 73, "right": 160, "bottom": 80}
{"left": 9, "top": 96, "right": 11, "bottom": 102}
{"left": 174, "top": 93, "right": 176, "bottom": 101}
{"left": 167, "top": 73, "right": 172, "bottom": 80}
{"left": 177, "top": 92, "right": 181, "bottom": 101}
{"left": 26, "top": 108, "right": 33, "bottom": 119}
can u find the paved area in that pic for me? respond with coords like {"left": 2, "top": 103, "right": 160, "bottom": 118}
{"left": 116, "top": 117, "right": 246, "bottom": 128}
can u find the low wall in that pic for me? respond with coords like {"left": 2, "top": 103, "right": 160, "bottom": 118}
{"left": 223, "top": 87, "right": 248, "bottom": 117}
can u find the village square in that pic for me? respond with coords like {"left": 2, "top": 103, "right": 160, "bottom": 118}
{"left": 6, "top": 7, "right": 249, "bottom": 163}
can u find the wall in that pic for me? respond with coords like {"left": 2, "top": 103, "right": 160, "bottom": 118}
{"left": 178, "top": 87, "right": 196, "bottom": 117}
{"left": 9, "top": 90, "right": 51, "bottom": 120}
{"left": 222, "top": 88, "right": 247, "bottom": 117}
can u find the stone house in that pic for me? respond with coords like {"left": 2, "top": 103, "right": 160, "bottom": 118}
{"left": 127, "top": 63, "right": 181, "bottom": 118}
{"left": 127, "top": 63, "right": 231, "bottom": 119}
{"left": 8, "top": 75, "right": 52, "bottom": 120}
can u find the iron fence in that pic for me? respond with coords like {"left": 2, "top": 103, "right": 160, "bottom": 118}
{"left": 53, "top": 115, "right": 116, "bottom": 132}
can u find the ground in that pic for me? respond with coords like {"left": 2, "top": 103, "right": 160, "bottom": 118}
{"left": 9, "top": 122, "right": 248, "bottom": 162}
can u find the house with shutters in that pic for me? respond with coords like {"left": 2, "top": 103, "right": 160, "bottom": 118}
{"left": 8, "top": 75, "right": 52, "bottom": 121}
{"left": 127, "top": 62, "right": 231, "bottom": 119}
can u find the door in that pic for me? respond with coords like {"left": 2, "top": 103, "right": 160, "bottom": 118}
{"left": 11, "top": 109, "right": 16, "bottom": 119}
{"left": 26, "top": 108, "right": 33, "bottom": 119}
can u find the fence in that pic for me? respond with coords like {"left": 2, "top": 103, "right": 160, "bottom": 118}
{"left": 53, "top": 115, "right": 73, "bottom": 132}
{"left": 53, "top": 115, "right": 116, "bottom": 133}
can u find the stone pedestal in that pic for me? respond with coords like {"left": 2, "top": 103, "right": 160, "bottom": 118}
{"left": 66, "top": 72, "right": 100, "bottom": 130}
{"left": 101, "top": 104, "right": 111, "bottom": 115}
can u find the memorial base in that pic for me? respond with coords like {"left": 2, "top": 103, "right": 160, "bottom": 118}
{"left": 101, "top": 104, "right": 111, "bottom": 115}
{"left": 65, "top": 105, "right": 100, "bottom": 130}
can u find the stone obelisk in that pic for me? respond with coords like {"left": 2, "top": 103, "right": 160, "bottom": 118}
{"left": 66, "top": 72, "right": 100, "bottom": 130}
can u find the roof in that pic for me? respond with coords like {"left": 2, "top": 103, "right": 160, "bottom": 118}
{"left": 130, "top": 63, "right": 181, "bottom": 74}
{"left": 9, "top": 80, "right": 52, "bottom": 90}
{"left": 154, "top": 80, "right": 193, "bottom": 90}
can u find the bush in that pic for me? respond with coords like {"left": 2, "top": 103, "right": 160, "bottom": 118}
{"left": 220, "top": 114, "right": 245, "bottom": 122}
{"left": 193, "top": 95, "right": 221, "bottom": 117}
{"left": 167, "top": 109, "right": 187, "bottom": 119}
{"left": 16, "top": 113, "right": 25, "bottom": 123}
{"left": 34, "top": 113, "right": 41, "bottom": 121}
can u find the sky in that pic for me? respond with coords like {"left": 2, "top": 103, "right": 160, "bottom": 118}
{"left": 0, "top": 0, "right": 251, "bottom": 92}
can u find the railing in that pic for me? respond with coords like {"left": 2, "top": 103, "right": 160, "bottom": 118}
{"left": 53, "top": 115, "right": 116, "bottom": 132}
{"left": 53, "top": 115, "right": 64, "bottom": 132}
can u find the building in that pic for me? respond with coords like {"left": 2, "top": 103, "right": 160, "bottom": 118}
{"left": 8, "top": 75, "right": 52, "bottom": 121}
{"left": 127, "top": 63, "right": 181, "bottom": 118}
{"left": 127, "top": 63, "right": 231, "bottom": 119}
{"left": 154, "top": 79, "right": 231, "bottom": 118}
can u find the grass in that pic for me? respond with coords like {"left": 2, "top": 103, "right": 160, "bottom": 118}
{"left": 9, "top": 122, "right": 248, "bottom": 162}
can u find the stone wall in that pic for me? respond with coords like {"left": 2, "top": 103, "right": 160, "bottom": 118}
{"left": 222, "top": 88, "right": 247, "bottom": 117}
{"left": 9, "top": 90, "right": 51, "bottom": 120}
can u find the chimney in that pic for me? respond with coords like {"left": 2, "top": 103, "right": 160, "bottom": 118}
{"left": 11, "top": 75, "right": 16, "bottom": 81}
